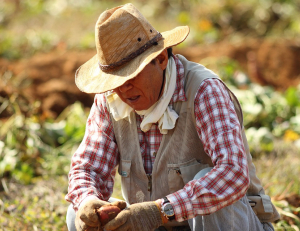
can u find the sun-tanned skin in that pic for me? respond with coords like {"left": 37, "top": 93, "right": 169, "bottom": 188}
{"left": 113, "top": 49, "right": 169, "bottom": 111}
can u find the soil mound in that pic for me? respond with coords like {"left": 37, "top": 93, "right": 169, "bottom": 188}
{"left": 1, "top": 50, "right": 96, "bottom": 118}
{"left": 180, "top": 39, "right": 300, "bottom": 88}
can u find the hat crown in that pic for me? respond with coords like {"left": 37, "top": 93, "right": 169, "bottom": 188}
{"left": 75, "top": 3, "right": 189, "bottom": 94}
{"left": 95, "top": 4, "right": 158, "bottom": 66}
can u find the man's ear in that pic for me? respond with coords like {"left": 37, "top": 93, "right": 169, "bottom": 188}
{"left": 156, "top": 49, "right": 169, "bottom": 70}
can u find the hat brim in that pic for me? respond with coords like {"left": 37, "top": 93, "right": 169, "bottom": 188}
{"left": 75, "top": 26, "right": 190, "bottom": 94}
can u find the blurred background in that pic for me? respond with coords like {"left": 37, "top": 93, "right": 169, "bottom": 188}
{"left": 0, "top": 0, "right": 300, "bottom": 230}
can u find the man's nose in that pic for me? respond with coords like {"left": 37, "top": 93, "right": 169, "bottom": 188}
{"left": 118, "top": 81, "right": 133, "bottom": 93}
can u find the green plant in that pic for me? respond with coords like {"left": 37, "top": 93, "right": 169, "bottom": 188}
{"left": 0, "top": 98, "right": 88, "bottom": 184}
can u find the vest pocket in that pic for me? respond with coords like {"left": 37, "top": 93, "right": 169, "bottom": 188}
{"left": 180, "top": 161, "right": 210, "bottom": 184}
{"left": 167, "top": 167, "right": 185, "bottom": 193}
{"left": 167, "top": 158, "right": 209, "bottom": 193}
{"left": 118, "top": 159, "right": 131, "bottom": 203}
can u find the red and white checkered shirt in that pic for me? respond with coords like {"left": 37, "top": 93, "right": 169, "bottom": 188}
{"left": 66, "top": 56, "right": 249, "bottom": 221}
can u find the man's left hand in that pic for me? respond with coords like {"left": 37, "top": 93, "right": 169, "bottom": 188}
{"left": 104, "top": 201, "right": 163, "bottom": 231}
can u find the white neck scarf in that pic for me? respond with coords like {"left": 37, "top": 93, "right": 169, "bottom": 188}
{"left": 106, "top": 57, "right": 179, "bottom": 134}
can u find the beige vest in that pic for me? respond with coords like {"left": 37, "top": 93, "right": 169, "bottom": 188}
{"left": 108, "top": 55, "right": 280, "bottom": 223}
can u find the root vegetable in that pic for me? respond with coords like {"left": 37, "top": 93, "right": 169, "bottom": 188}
{"left": 97, "top": 201, "right": 126, "bottom": 226}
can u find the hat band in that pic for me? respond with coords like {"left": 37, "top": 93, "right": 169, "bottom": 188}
{"left": 99, "top": 32, "right": 163, "bottom": 72}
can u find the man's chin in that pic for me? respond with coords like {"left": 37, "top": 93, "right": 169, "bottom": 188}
{"left": 132, "top": 106, "right": 147, "bottom": 111}
{"left": 131, "top": 104, "right": 151, "bottom": 111}
{"left": 126, "top": 100, "right": 150, "bottom": 111}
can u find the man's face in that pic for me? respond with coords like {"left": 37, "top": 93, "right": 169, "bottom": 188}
{"left": 113, "top": 50, "right": 168, "bottom": 111}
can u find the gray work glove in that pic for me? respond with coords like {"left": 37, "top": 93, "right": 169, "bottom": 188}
{"left": 75, "top": 199, "right": 109, "bottom": 231}
{"left": 104, "top": 201, "right": 163, "bottom": 231}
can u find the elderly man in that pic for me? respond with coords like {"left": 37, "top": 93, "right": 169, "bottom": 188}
{"left": 65, "top": 3, "right": 279, "bottom": 231}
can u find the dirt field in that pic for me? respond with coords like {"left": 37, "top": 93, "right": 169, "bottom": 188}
{"left": 1, "top": 38, "right": 300, "bottom": 119}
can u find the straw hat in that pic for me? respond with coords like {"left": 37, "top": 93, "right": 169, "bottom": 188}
{"left": 75, "top": 3, "right": 189, "bottom": 94}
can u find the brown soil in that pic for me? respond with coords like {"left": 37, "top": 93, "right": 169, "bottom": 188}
{"left": 1, "top": 38, "right": 300, "bottom": 119}
{"left": 179, "top": 38, "right": 300, "bottom": 88}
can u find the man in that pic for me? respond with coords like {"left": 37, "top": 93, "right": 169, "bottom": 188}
{"left": 66, "top": 3, "right": 280, "bottom": 231}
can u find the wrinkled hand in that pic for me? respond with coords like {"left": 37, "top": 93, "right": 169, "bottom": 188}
{"left": 75, "top": 199, "right": 109, "bottom": 231}
{"left": 104, "top": 201, "right": 163, "bottom": 231}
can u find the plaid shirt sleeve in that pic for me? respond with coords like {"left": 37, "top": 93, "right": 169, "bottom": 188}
{"left": 65, "top": 94, "right": 119, "bottom": 211}
{"left": 167, "top": 79, "right": 250, "bottom": 222}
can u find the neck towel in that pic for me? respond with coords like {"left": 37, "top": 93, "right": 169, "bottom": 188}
{"left": 106, "top": 57, "right": 178, "bottom": 134}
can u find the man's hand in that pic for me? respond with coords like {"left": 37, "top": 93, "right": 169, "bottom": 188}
{"left": 75, "top": 199, "right": 127, "bottom": 231}
{"left": 104, "top": 201, "right": 163, "bottom": 231}
{"left": 75, "top": 199, "right": 109, "bottom": 231}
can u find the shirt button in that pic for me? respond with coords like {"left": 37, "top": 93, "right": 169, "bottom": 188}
{"left": 153, "top": 152, "right": 157, "bottom": 157}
